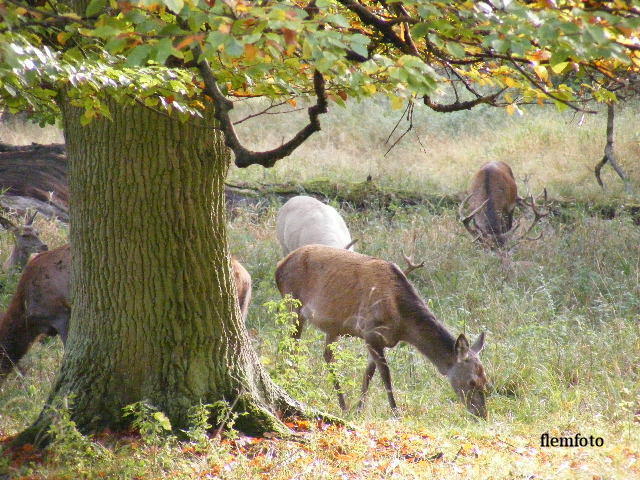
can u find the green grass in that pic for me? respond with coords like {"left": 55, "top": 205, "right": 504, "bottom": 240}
{"left": 1, "top": 105, "right": 639, "bottom": 478}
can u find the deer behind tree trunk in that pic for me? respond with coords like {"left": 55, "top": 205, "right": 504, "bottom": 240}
{"left": 0, "top": 245, "right": 252, "bottom": 384}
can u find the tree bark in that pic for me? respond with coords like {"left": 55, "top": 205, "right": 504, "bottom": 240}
{"left": 16, "top": 96, "right": 309, "bottom": 446}
{"left": 594, "top": 103, "right": 632, "bottom": 193}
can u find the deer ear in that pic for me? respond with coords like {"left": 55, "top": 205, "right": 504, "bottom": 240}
{"left": 454, "top": 334, "right": 470, "bottom": 362}
{"left": 471, "top": 332, "right": 486, "bottom": 354}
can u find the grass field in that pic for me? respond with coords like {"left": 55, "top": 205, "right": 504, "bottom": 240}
{"left": 0, "top": 103, "right": 639, "bottom": 479}
{"left": 229, "top": 98, "right": 640, "bottom": 201}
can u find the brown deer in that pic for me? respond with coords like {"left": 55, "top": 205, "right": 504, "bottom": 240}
{"left": 231, "top": 257, "right": 252, "bottom": 323}
{"left": 0, "top": 246, "right": 252, "bottom": 384}
{"left": 460, "top": 161, "right": 548, "bottom": 249}
{"left": 459, "top": 161, "right": 518, "bottom": 248}
{"left": 275, "top": 245, "right": 488, "bottom": 418}
{"left": 0, "top": 210, "right": 48, "bottom": 272}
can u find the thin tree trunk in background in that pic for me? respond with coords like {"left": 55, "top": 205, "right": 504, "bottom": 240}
{"left": 16, "top": 96, "right": 308, "bottom": 445}
{"left": 594, "top": 103, "right": 632, "bottom": 193}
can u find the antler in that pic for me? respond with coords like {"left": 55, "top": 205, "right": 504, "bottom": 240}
{"left": 402, "top": 251, "right": 425, "bottom": 276}
{"left": 508, "top": 188, "right": 549, "bottom": 247}
{"left": 24, "top": 209, "right": 38, "bottom": 226}
{"left": 344, "top": 238, "right": 358, "bottom": 250}
{"left": 459, "top": 194, "right": 489, "bottom": 242}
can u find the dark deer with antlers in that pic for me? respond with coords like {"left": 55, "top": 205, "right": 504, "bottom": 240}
{"left": 276, "top": 245, "right": 488, "bottom": 418}
{"left": 0, "top": 210, "right": 48, "bottom": 272}
{"left": 0, "top": 246, "right": 252, "bottom": 384}
{"left": 459, "top": 161, "right": 548, "bottom": 249}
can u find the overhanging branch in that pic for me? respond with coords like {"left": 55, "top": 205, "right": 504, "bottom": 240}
{"left": 423, "top": 89, "right": 506, "bottom": 112}
{"left": 193, "top": 44, "right": 327, "bottom": 168}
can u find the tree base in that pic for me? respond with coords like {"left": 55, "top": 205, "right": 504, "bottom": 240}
{"left": 11, "top": 388, "right": 344, "bottom": 449}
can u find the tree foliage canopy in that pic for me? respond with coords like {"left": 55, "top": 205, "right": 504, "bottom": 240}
{"left": 1, "top": 0, "right": 639, "bottom": 164}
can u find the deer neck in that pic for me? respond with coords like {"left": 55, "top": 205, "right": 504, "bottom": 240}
{"left": 4, "top": 247, "right": 28, "bottom": 271}
{"left": 403, "top": 308, "right": 457, "bottom": 375}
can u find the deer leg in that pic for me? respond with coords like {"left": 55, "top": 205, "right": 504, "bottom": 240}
{"left": 356, "top": 352, "right": 377, "bottom": 412}
{"left": 0, "top": 321, "right": 42, "bottom": 384}
{"left": 368, "top": 344, "right": 398, "bottom": 413}
{"left": 49, "top": 314, "right": 70, "bottom": 345}
{"left": 323, "top": 334, "right": 347, "bottom": 411}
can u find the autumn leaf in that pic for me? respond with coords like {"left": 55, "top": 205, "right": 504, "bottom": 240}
{"left": 244, "top": 44, "right": 258, "bottom": 61}
{"left": 176, "top": 34, "right": 205, "bottom": 50}
{"left": 534, "top": 65, "right": 549, "bottom": 83}
{"left": 283, "top": 29, "right": 298, "bottom": 46}
{"left": 390, "top": 95, "right": 404, "bottom": 110}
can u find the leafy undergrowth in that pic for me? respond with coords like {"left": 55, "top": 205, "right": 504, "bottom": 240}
{"left": 1, "top": 418, "right": 638, "bottom": 480}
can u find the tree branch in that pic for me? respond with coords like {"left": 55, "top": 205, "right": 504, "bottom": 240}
{"left": 193, "top": 43, "right": 327, "bottom": 168}
{"left": 335, "top": 0, "right": 417, "bottom": 56}
{"left": 423, "top": 88, "right": 506, "bottom": 112}
{"left": 510, "top": 60, "right": 597, "bottom": 113}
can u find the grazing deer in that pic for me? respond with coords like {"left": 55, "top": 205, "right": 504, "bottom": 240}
{"left": 460, "top": 161, "right": 548, "bottom": 249}
{"left": 459, "top": 161, "right": 518, "bottom": 248}
{"left": 276, "top": 195, "right": 356, "bottom": 256}
{"left": 0, "top": 247, "right": 252, "bottom": 384}
{"left": 0, "top": 211, "right": 48, "bottom": 272}
{"left": 275, "top": 245, "right": 488, "bottom": 418}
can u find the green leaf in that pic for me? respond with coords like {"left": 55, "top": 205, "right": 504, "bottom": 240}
{"left": 225, "top": 38, "right": 244, "bottom": 58}
{"left": 446, "top": 42, "right": 466, "bottom": 59}
{"left": 125, "top": 45, "right": 152, "bottom": 66}
{"left": 152, "top": 411, "right": 172, "bottom": 431}
{"left": 85, "top": 0, "right": 106, "bottom": 17}
{"left": 163, "top": 0, "right": 184, "bottom": 14}
{"left": 92, "top": 25, "right": 122, "bottom": 39}
{"left": 550, "top": 61, "right": 569, "bottom": 74}
{"left": 411, "top": 23, "right": 430, "bottom": 39}
{"left": 105, "top": 36, "right": 128, "bottom": 54}
{"left": 325, "top": 14, "right": 349, "bottom": 28}
{"left": 427, "top": 33, "right": 444, "bottom": 48}
{"left": 207, "top": 32, "right": 227, "bottom": 51}
{"left": 553, "top": 99, "right": 569, "bottom": 112}
{"left": 155, "top": 38, "right": 174, "bottom": 64}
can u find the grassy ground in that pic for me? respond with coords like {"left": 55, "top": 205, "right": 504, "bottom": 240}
{"left": 1, "top": 104, "right": 639, "bottom": 479}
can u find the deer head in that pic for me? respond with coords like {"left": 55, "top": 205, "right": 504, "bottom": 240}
{"left": 0, "top": 210, "right": 48, "bottom": 271}
{"left": 446, "top": 333, "right": 488, "bottom": 419}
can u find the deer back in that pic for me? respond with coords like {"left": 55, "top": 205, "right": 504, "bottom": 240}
{"left": 469, "top": 161, "right": 517, "bottom": 238}
{"left": 6, "top": 245, "right": 71, "bottom": 326}
{"left": 276, "top": 196, "right": 354, "bottom": 256}
{"left": 275, "top": 244, "right": 422, "bottom": 345}
{"left": 0, "top": 245, "right": 70, "bottom": 381}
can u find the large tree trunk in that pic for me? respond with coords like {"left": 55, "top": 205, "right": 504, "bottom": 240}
{"left": 16, "top": 97, "right": 308, "bottom": 445}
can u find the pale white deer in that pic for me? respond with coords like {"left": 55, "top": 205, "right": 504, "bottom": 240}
{"left": 276, "top": 195, "right": 356, "bottom": 256}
